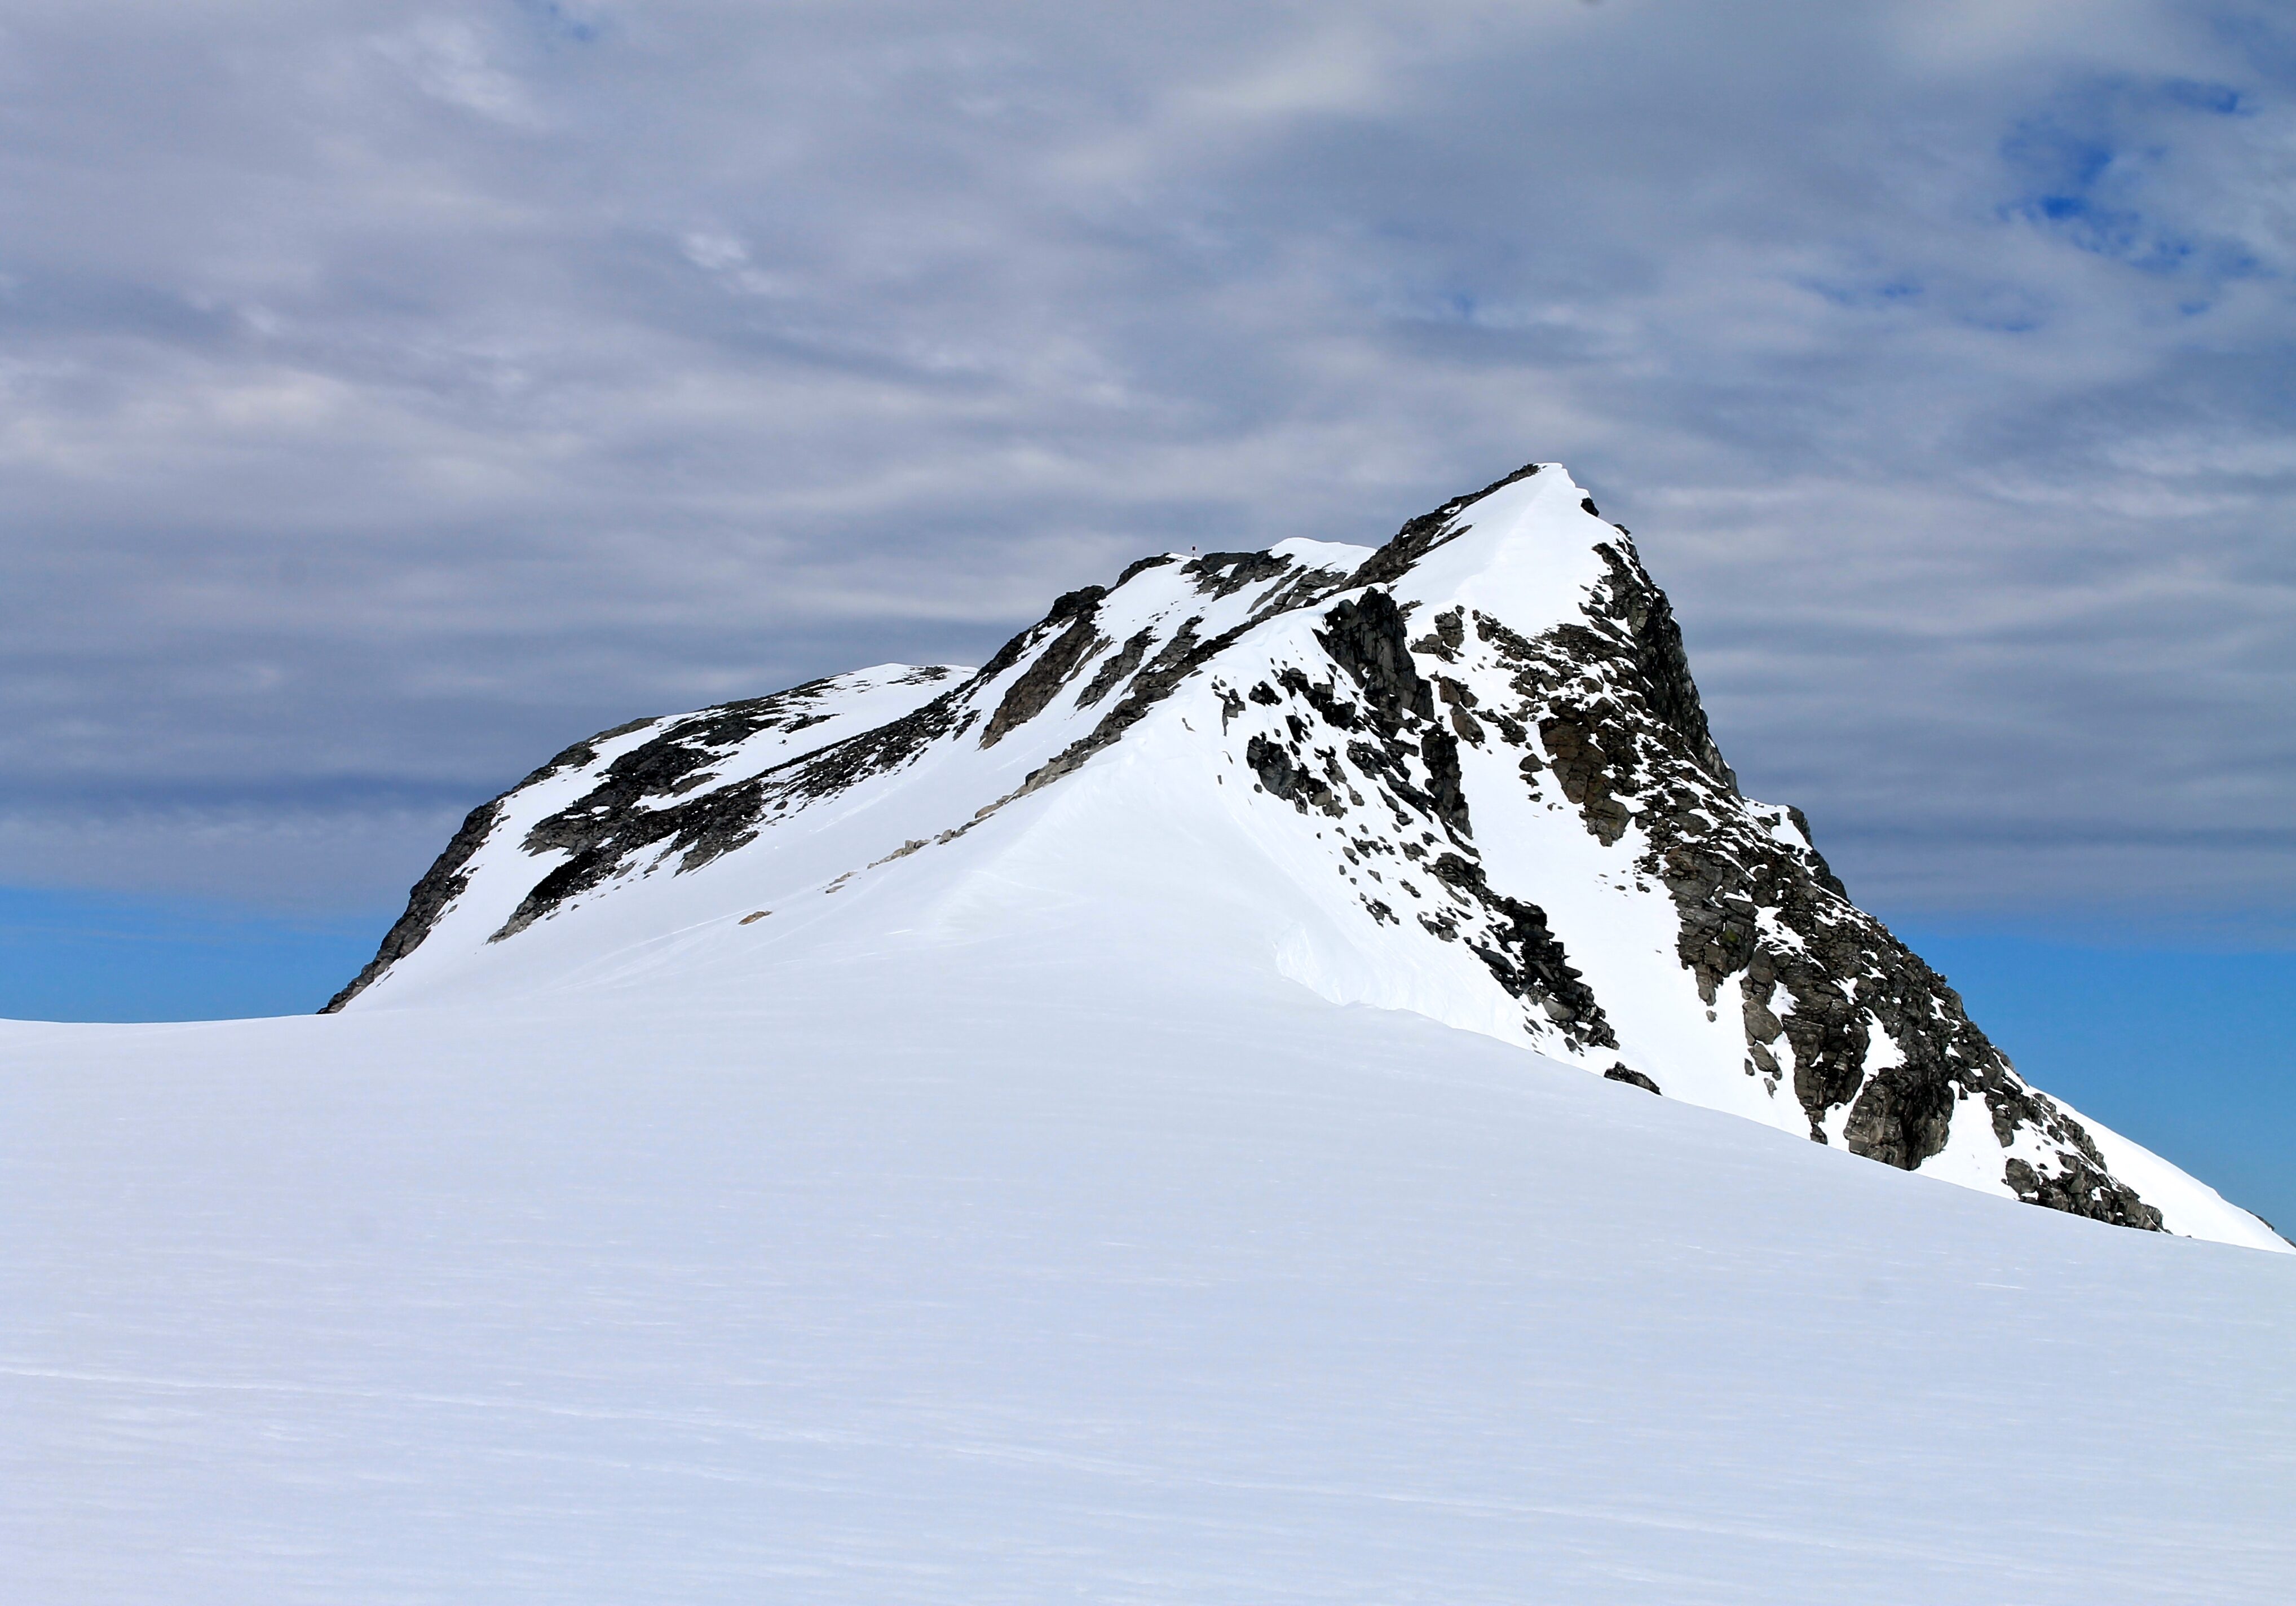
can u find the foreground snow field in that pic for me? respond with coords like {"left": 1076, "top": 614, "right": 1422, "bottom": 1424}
{"left": 6, "top": 910, "right": 2293, "bottom": 1603}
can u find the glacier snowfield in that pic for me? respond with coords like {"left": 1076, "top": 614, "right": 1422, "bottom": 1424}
{"left": 6, "top": 934, "right": 2291, "bottom": 1604}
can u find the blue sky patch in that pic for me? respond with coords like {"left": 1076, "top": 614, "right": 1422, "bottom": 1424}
{"left": 2001, "top": 75, "right": 2266, "bottom": 279}
{"left": 516, "top": 0, "right": 604, "bottom": 45}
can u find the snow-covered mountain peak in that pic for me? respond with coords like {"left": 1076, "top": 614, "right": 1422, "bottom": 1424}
{"left": 1373, "top": 461, "right": 1614, "bottom": 617}
{"left": 325, "top": 462, "right": 2286, "bottom": 1253}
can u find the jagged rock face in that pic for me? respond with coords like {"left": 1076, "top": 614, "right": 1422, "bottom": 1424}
{"left": 332, "top": 464, "right": 2200, "bottom": 1238}
{"left": 320, "top": 796, "right": 505, "bottom": 1014}
{"left": 321, "top": 667, "right": 964, "bottom": 1009}
{"left": 1438, "top": 540, "right": 2161, "bottom": 1229}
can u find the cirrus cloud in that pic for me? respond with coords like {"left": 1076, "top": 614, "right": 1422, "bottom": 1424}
{"left": 0, "top": 0, "right": 2291, "bottom": 937}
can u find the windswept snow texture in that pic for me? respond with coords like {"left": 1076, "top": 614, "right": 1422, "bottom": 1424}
{"left": 333, "top": 464, "right": 2281, "bottom": 1251}
{"left": 6, "top": 941, "right": 2295, "bottom": 1604}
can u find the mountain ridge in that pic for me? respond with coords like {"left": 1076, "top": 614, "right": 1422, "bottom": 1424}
{"left": 325, "top": 462, "right": 2284, "bottom": 1251}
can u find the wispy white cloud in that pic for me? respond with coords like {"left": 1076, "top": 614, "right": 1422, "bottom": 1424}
{"left": 0, "top": 0, "right": 2291, "bottom": 930}
{"left": 372, "top": 17, "right": 543, "bottom": 128}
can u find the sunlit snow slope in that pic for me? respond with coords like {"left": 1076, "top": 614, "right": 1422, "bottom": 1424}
{"left": 6, "top": 930, "right": 2294, "bottom": 1603}
{"left": 329, "top": 462, "right": 2279, "bottom": 1250}
{"left": 7, "top": 464, "right": 2289, "bottom": 1604}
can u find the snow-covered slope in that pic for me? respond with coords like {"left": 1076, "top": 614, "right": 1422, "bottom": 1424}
{"left": 326, "top": 462, "right": 2280, "bottom": 1251}
{"left": 8, "top": 463, "right": 2294, "bottom": 1600}
{"left": 6, "top": 934, "right": 2294, "bottom": 1603}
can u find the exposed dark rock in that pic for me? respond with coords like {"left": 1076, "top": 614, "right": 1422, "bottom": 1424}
{"left": 1605, "top": 1064, "right": 1663, "bottom": 1095}
{"left": 1419, "top": 726, "right": 1471, "bottom": 840}
{"left": 1008, "top": 615, "right": 1250, "bottom": 800}
{"left": 488, "top": 682, "right": 968, "bottom": 940}
{"left": 779, "top": 692, "right": 962, "bottom": 802}
{"left": 981, "top": 614, "right": 1104, "bottom": 746}
{"left": 1589, "top": 541, "right": 1737, "bottom": 791}
{"left": 1438, "top": 522, "right": 2161, "bottom": 1228}
{"left": 2006, "top": 1157, "right": 2164, "bottom": 1231}
{"left": 1184, "top": 550, "right": 1292, "bottom": 598}
{"left": 1843, "top": 1073, "right": 1957, "bottom": 1171}
{"left": 1317, "top": 590, "right": 1434, "bottom": 735}
{"left": 1278, "top": 668, "right": 1360, "bottom": 731}
{"left": 1116, "top": 553, "right": 1179, "bottom": 585}
{"left": 1246, "top": 734, "right": 1340, "bottom": 817}
{"left": 968, "top": 624, "right": 1039, "bottom": 687}
{"left": 1785, "top": 805, "right": 1848, "bottom": 897}
{"left": 1411, "top": 607, "right": 1467, "bottom": 663}
{"left": 337, "top": 674, "right": 962, "bottom": 989}
{"left": 1349, "top": 461, "right": 1545, "bottom": 588}
{"left": 1538, "top": 706, "right": 1633, "bottom": 845}
{"left": 508, "top": 718, "right": 646, "bottom": 792}
{"left": 1046, "top": 585, "right": 1109, "bottom": 624}
{"left": 970, "top": 579, "right": 1113, "bottom": 687}
{"left": 1428, "top": 852, "right": 1615, "bottom": 1048}
{"left": 1078, "top": 628, "right": 1156, "bottom": 709}
{"left": 321, "top": 798, "right": 505, "bottom": 1012}
{"left": 1247, "top": 564, "right": 1354, "bottom": 624}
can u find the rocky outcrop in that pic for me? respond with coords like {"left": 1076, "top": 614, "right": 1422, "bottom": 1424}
{"left": 324, "top": 461, "right": 2200, "bottom": 1239}
{"left": 1316, "top": 590, "right": 1436, "bottom": 734}
{"left": 1349, "top": 461, "right": 1548, "bottom": 588}
{"left": 492, "top": 676, "right": 965, "bottom": 940}
{"left": 982, "top": 611, "right": 1105, "bottom": 745}
{"left": 1227, "top": 586, "right": 1619, "bottom": 1055}
{"left": 321, "top": 797, "right": 506, "bottom": 1012}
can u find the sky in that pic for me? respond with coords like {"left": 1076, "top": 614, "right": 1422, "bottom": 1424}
{"left": 1, "top": 3, "right": 2290, "bottom": 1215}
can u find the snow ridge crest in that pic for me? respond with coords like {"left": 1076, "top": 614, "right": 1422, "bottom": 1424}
{"left": 325, "top": 462, "right": 2284, "bottom": 1250}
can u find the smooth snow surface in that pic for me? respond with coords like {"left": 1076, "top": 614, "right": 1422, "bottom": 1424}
{"left": 6, "top": 915, "right": 2294, "bottom": 1603}
{"left": 10, "top": 463, "right": 2291, "bottom": 1599}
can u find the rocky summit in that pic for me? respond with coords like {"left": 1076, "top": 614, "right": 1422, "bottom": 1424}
{"left": 326, "top": 462, "right": 2279, "bottom": 1249}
